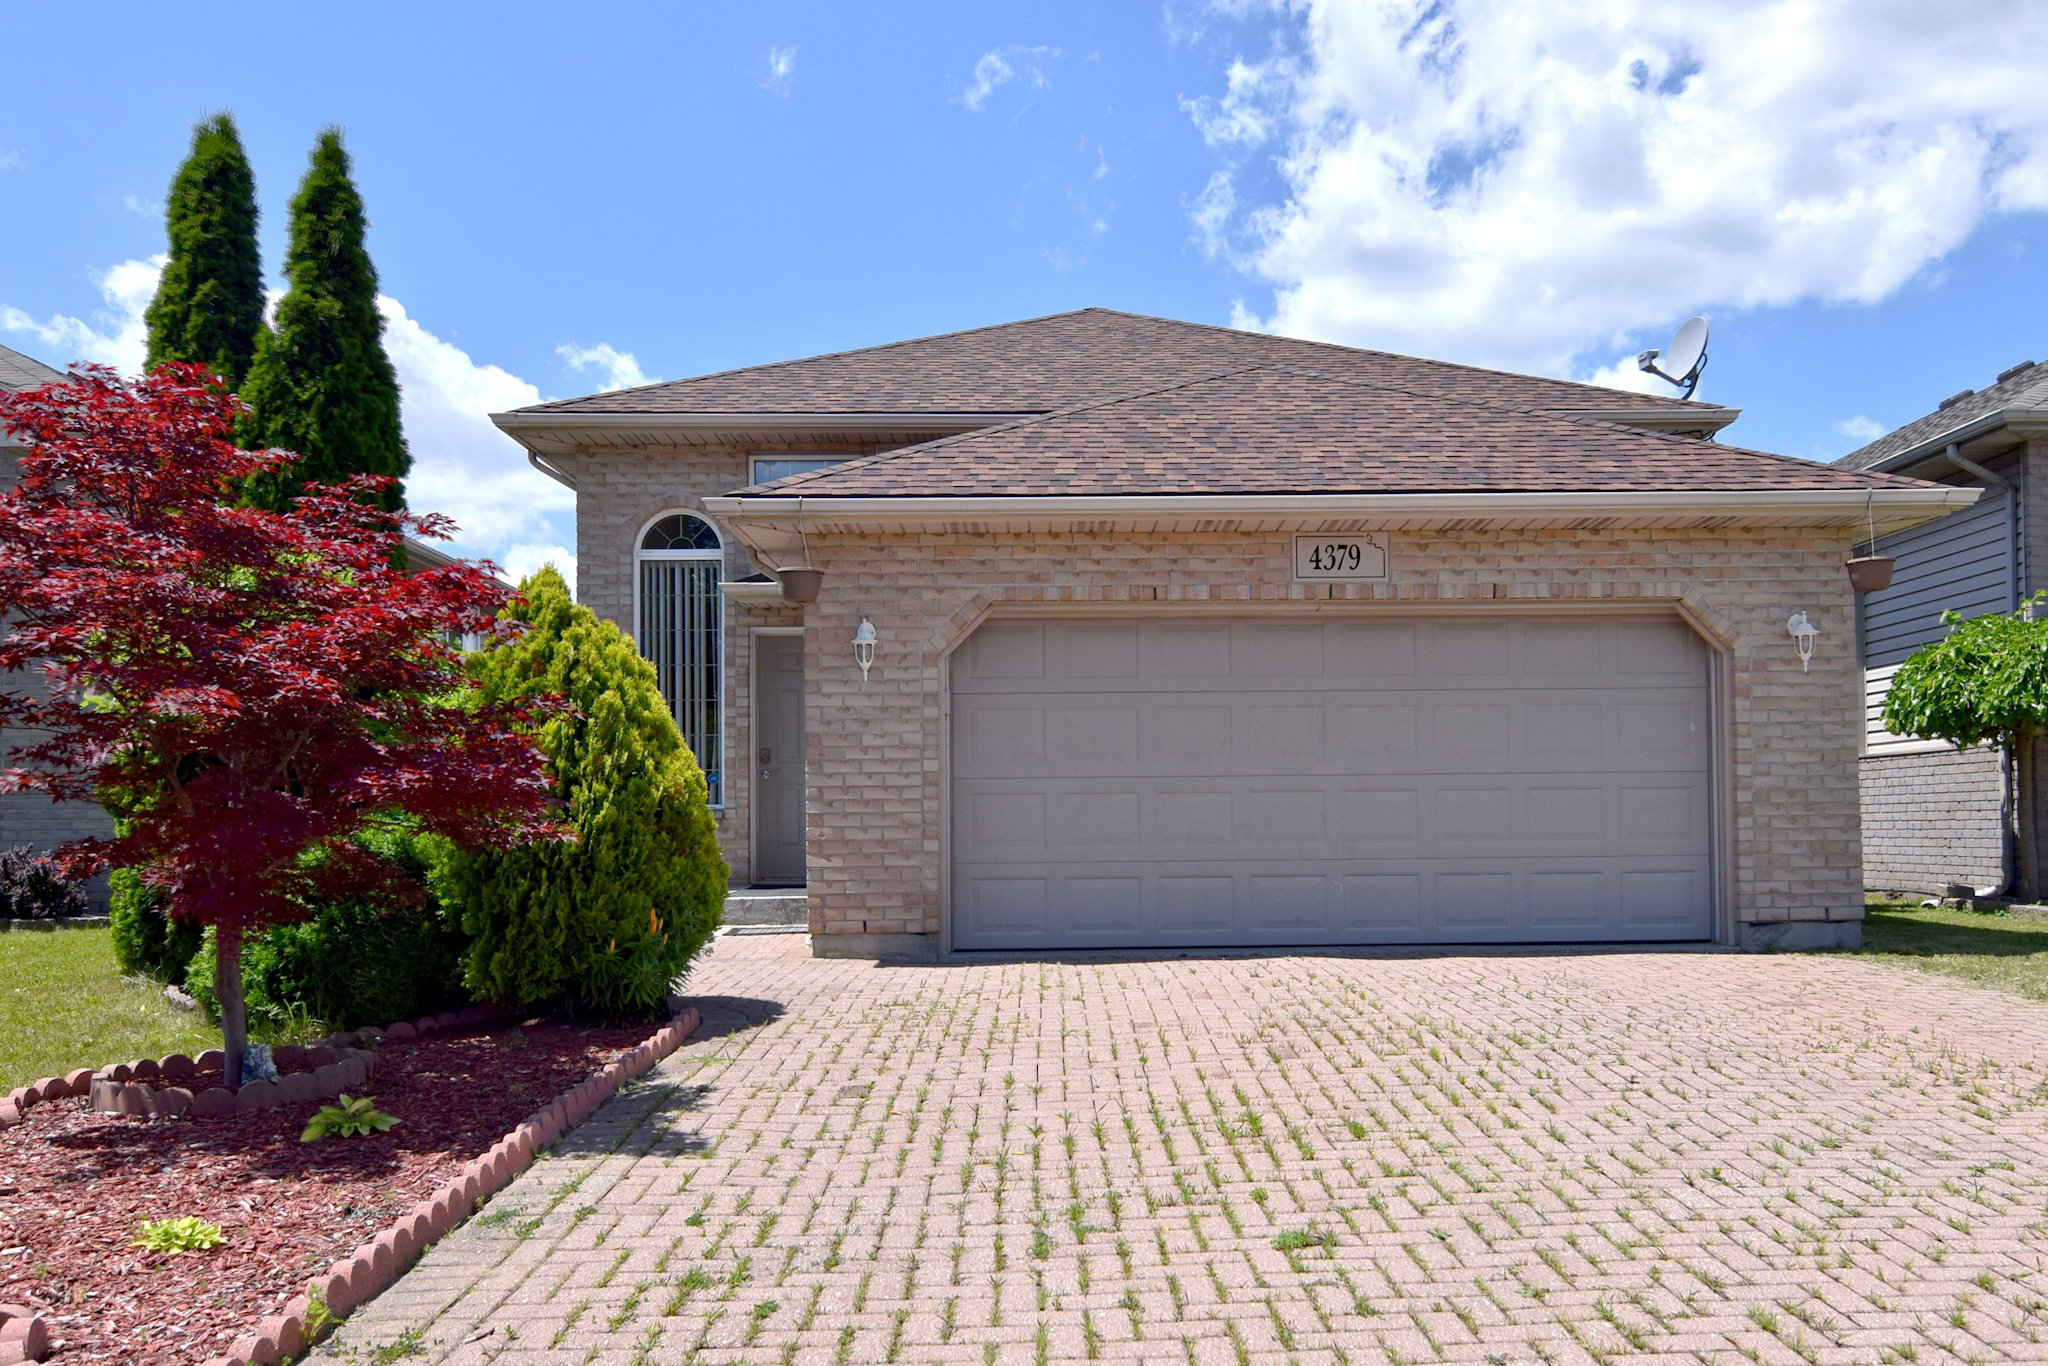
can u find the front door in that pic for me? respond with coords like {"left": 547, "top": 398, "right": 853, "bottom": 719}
{"left": 753, "top": 634, "right": 806, "bottom": 885}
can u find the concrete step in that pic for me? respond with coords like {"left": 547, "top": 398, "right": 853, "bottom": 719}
{"left": 724, "top": 888, "right": 807, "bottom": 926}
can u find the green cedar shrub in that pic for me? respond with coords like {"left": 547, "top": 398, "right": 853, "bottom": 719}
{"left": 182, "top": 825, "right": 468, "bottom": 1030}
{"left": 110, "top": 866, "right": 203, "bottom": 983}
{"left": 239, "top": 128, "right": 409, "bottom": 512}
{"left": 143, "top": 112, "right": 266, "bottom": 387}
{"left": 431, "top": 566, "right": 725, "bottom": 1017}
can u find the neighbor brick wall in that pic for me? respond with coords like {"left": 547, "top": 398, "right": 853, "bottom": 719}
{"left": 1858, "top": 747, "right": 2004, "bottom": 894}
{"left": 787, "top": 524, "right": 1868, "bottom": 948}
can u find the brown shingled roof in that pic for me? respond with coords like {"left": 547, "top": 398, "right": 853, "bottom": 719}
{"left": 516, "top": 308, "right": 1726, "bottom": 422}
{"left": 732, "top": 365, "right": 1924, "bottom": 499}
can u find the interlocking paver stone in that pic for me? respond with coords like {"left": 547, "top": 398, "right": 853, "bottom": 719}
{"left": 315, "top": 935, "right": 2048, "bottom": 1366}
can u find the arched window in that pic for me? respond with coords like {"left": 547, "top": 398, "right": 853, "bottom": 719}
{"left": 636, "top": 513, "right": 723, "bottom": 805}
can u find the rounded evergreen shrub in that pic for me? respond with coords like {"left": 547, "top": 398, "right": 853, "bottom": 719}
{"left": 183, "top": 897, "right": 467, "bottom": 1031}
{"left": 110, "top": 866, "right": 203, "bottom": 982}
{"left": 431, "top": 565, "right": 726, "bottom": 1017}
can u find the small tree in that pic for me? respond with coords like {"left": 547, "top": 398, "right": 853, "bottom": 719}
{"left": 1884, "top": 596, "right": 2048, "bottom": 898}
{"left": 143, "top": 112, "right": 267, "bottom": 388}
{"left": 0, "top": 365, "right": 561, "bottom": 1084}
{"left": 435, "top": 566, "right": 725, "bottom": 1018}
{"left": 240, "top": 128, "right": 409, "bottom": 512}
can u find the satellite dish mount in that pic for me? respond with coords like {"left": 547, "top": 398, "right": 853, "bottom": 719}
{"left": 1637, "top": 316, "right": 1710, "bottom": 399}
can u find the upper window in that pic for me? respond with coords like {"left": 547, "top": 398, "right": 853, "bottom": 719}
{"left": 750, "top": 456, "right": 852, "bottom": 487}
{"left": 642, "top": 514, "right": 723, "bottom": 551}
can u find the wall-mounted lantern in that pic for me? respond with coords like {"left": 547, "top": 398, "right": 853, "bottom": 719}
{"left": 1787, "top": 611, "right": 1819, "bottom": 672}
{"left": 853, "top": 619, "right": 877, "bottom": 682}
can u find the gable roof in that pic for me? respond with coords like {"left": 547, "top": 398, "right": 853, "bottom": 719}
{"left": 1837, "top": 358, "right": 2048, "bottom": 471}
{"left": 507, "top": 308, "right": 1736, "bottom": 433}
{"left": 727, "top": 363, "right": 1926, "bottom": 501}
{"left": 0, "top": 343, "right": 64, "bottom": 394}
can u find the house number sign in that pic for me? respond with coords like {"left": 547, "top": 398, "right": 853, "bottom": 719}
{"left": 1292, "top": 533, "right": 1388, "bottom": 582}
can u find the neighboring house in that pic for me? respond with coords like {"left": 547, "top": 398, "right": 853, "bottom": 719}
{"left": 0, "top": 342, "right": 114, "bottom": 905}
{"left": 491, "top": 308, "right": 1971, "bottom": 959}
{"left": 1834, "top": 358, "right": 2048, "bottom": 895}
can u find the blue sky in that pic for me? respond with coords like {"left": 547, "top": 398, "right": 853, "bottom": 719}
{"left": 4, "top": 2, "right": 2047, "bottom": 586}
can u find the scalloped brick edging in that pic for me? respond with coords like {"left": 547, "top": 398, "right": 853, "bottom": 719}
{"left": 193, "top": 1005, "right": 701, "bottom": 1366}
{"left": 0, "top": 1003, "right": 518, "bottom": 1130}
{"left": 0, "top": 1303, "right": 49, "bottom": 1366}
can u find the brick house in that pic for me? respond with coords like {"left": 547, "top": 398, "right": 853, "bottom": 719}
{"left": 492, "top": 309, "right": 1971, "bottom": 958}
{"left": 1834, "top": 358, "right": 2048, "bottom": 895}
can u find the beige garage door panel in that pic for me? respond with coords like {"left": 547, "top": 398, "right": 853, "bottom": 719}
{"left": 951, "top": 615, "right": 1714, "bottom": 950}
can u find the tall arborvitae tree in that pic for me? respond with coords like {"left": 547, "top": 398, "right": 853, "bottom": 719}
{"left": 143, "top": 113, "right": 266, "bottom": 387}
{"left": 240, "top": 128, "right": 409, "bottom": 511}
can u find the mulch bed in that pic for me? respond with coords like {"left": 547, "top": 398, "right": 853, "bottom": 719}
{"left": 0, "top": 1019, "right": 661, "bottom": 1366}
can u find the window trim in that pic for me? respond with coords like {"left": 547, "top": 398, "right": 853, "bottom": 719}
{"left": 633, "top": 510, "right": 726, "bottom": 808}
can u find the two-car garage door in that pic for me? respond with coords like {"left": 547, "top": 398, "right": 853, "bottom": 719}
{"left": 949, "top": 614, "right": 1715, "bottom": 950}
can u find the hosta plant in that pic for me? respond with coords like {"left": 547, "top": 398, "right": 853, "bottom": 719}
{"left": 133, "top": 1216, "right": 226, "bottom": 1254}
{"left": 301, "top": 1093, "right": 401, "bottom": 1142}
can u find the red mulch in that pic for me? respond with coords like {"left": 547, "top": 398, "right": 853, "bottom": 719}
{"left": 0, "top": 1020, "right": 659, "bottom": 1366}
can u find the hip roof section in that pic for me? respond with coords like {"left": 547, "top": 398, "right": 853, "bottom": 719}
{"left": 727, "top": 364, "right": 1934, "bottom": 500}
{"left": 512, "top": 308, "right": 1735, "bottom": 431}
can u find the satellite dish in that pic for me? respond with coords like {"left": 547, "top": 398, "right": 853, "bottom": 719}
{"left": 1636, "top": 316, "right": 1710, "bottom": 398}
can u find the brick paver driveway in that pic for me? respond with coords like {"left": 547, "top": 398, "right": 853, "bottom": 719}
{"left": 319, "top": 935, "right": 2048, "bottom": 1366}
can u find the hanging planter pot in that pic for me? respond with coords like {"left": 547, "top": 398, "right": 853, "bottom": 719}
{"left": 777, "top": 568, "right": 824, "bottom": 603}
{"left": 1845, "top": 555, "right": 1895, "bottom": 593}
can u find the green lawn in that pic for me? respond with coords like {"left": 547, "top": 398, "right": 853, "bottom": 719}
{"left": 0, "top": 926, "right": 220, "bottom": 1090}
{"left": 1847, "top": 899, "right": 2048, "bottom": 1001}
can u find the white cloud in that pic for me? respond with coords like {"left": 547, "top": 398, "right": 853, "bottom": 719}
{"left": 123, "top": 194, "right": 162, "bottom": 219}
{"left": 1835, "top": 415, "right": 1887, "bottom": 443}
{"left": 0, "top": 255, "right": 162, "bottom": 374}
{"left": 499, "top": 542, "right": 578, "bottom": 589}
{"left": 962, "top": 45, "right": 1060, "bottom": 112}
{"left": 1191, "top": 0, "right": 2048, "bottom": 385}
{"left": 0, "top": 150, "right": 22, "bottom": 172}
{"left": 760, "top": 44, "right": 798, "bottom": 97}
{"left": 1, "top": 260, "right": 578, "bottom": 595}
{"left": 556, "top": 342, "right": 654, "bottom": 392}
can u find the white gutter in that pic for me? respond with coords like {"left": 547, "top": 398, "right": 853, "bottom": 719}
{"left": 704, "top": 486, "right": 1979, "bottom": 530}
{"left": 527, "top": 450, "right": 576, "bottom": 490}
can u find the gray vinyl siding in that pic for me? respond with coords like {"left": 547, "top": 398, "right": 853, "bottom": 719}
{"left": 1858, "top": 482, "right": 2016, "bottom": 668}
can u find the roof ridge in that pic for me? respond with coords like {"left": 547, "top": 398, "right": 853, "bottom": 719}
{"left": 1079, "top": 308, "right": 1722, "bottom": 414}
{"left": 532, "top": 308, "right": 1116, "bottom": 412}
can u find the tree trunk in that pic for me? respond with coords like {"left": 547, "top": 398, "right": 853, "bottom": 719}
{"left": 216, "top": 923, "right": 247, "bottom": 1090}
{"left": 2018, "top": 730, "right": 2043, "bottom": 904}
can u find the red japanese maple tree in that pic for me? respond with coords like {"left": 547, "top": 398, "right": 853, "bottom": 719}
{"left": 0, "top": 365, "right": 563, "bottom": 1085}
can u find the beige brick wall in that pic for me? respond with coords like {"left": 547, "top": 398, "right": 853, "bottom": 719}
{"left": 568, "top": 439, "right": 901, "bottom": 885}
{"left": 791, "top": 524, "right": 1867, "bottom": 947}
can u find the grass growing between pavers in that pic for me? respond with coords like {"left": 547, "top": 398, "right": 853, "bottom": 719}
{"left": 0, "top": 925, "right": 217, "bottom": 1088}
{"left": 1848, "top": 898, "right": 2048, "bottom": 1001}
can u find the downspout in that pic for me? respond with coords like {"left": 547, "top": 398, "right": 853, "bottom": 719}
{"left": 527, "top": 449, "right": 576, "bottom": 490}
{"left": 1943, "top": 442, "right": 2022, "bottom": 897}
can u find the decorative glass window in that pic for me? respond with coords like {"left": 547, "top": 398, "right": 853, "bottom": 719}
{"left": 750, "top": 455, "right": 851, "bottom": 486}
{"left": 636, "top": 513, "right": 723, "bottom": 805}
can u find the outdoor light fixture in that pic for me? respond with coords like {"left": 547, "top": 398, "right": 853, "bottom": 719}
{"left": 853, "top": 618, "right": 877, "bottom": 682}
{"left": 1787, "top": 611, "right": 1819, "bottom": 672}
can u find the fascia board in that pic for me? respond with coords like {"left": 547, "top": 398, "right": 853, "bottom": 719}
{"left": 702, "top": 486, "right": 1979, "bottom": 536}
